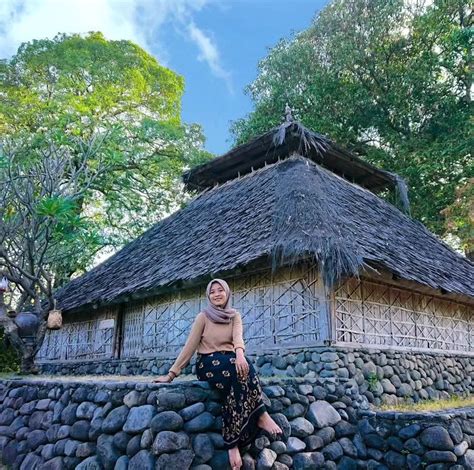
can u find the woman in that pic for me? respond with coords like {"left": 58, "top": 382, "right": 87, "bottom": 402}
{"left": 154, "top": 279, "right": 282, "bottom": 470}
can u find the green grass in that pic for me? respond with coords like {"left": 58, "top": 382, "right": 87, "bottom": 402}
{"left": 378, "top": 395, "right": 474, "bottom": 412}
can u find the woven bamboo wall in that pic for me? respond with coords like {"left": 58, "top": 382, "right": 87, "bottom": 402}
{"left": 37, "top": 308, "right": 116, "bottom": 361}
{"left": 334, "top": 278, "right": 473, "bottom": 352}
{"left": 39, "top": 264, "right": 328, "bottom": 361}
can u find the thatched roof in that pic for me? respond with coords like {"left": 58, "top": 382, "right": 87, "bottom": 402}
{"left": 57, "top": 156, "right": 473, "bottom": 313}
{"left": 183, "top": 121, "right": 403, "bottom": 194}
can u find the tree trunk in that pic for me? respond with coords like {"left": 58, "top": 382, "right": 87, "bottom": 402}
{"left": 20, "top": 348, "right": 39, "bottom": 375}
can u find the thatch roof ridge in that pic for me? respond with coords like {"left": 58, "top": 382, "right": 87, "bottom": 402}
{"left": 56, "top": 156, "right": 473, "bottom": 312}
{"left": 183, "top": 121, "right": 399, "bottom": 193}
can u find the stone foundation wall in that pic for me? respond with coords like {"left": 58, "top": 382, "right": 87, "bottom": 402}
{"left": 39, "top": 346, "right": 474, "bottom": 406}
{"left": 0, "top": 377, "right": 473, "bottom": 470}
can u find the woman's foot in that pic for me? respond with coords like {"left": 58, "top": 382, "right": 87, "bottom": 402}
{"left": 257, "top": 411, "right": 283, "bottom": 438}
{"left": 228, "top": 446, "right": 242, "bottom": 470}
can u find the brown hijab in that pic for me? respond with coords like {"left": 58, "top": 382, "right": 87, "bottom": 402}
{"left": 203, "top": 279, "right": 236, "bottom": 324}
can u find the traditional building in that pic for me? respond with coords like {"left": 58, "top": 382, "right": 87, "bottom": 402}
{"left": 39, "top": 119, "right": 473, "bottom": 393}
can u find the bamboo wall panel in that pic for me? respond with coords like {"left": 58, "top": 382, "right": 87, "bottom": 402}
{"left": 120, "top": 264, "right": 326, "bottom": 358}
{"left": 335, "top": 278, "right": 473, "bottom": 352}
{"left": 38, "top": 308, "right": 117, "bottom": 361}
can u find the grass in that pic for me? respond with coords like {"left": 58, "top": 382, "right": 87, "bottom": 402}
{"left": 378, "top": 395, "right": 474, "bottom": 412}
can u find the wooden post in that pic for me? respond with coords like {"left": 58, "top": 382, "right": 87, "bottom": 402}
{"left": 113, "top": 305, "right": 124, "bottom": 359}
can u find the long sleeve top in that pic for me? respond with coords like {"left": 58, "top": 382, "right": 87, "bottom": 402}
{"left": 169, "top": 311, "right": 245, "bottom": 377}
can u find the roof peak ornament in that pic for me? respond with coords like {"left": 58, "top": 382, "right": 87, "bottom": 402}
{"left": 284, "top": 104, "right": 294, "bottom": 123}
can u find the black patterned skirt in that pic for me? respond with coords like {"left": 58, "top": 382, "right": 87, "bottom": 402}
{"left": 196, "top": 351, "right": 266, "bottom": 449}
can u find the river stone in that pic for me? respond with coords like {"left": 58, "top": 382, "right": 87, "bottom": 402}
{"left": 271, "top": 413, "right": 291, "bottom": 440}
{"left": 193, "top": 433, "right": 214, "bottom": 463}
{"left": 307, "top": 401, "right": 341, "bottom": 428}
{"left": 0, "top": 408, "right": 14, "bottom": 426}
{"left": 113, "top": 431, "right": 132, "bottom": 451}
{"left": 316, "top": 427, "right": 335, "bottom": 446}
{"left": 151, "top": 410, "right": 183, "bottom": 432}
{"left": 353, "top": 433, "right": 367, "bottom": 458}
{"left": 20, "top": 453, "right": 42, "bottom": 469}
{"left": 257, "top": 448, "right": 277, "bottom": 470}
{"left": 102, "top": 405, "right": 129, "bottom": 433}
{"left": 76, "top": 442, "right": 96, "bottom": 458}
{"left": 183, "top": 411, "right": 215, "bottom": 432}
{"left": 287, "top": 437, "right": 306, "bottom": 453}
{"left": 124, "top": 390, "right": 146, "bottom": 408}
{"left": 339, "top": 437, "right": 357, "bottom": 458}
{"left": 70, "top": 420, "right": 90, "bottom": 441}
{"left": 128, "top": 449, "right": 155, "bottom": 470}
{"left": 454, "top": 441, "right": 468, "bottom": 457}
{"left": 289, "top": 418, "right": 314, "bottom": 438}
{"left": 61, "top": 403, "right": 78, "bottom": 425}
{"left": 75, "top": 456, "right": 103, "bottom": 470}
{"left": 180, "top": 402, "right": 205, "bottom": 421}
{"left": 404, "top": 438, "right": 425, "bottom": 455}
{"left": 40, "top": 456, "right": 65, "bottom": 470}
{"left": 398, "top": 384, "right": 413, "bottom": 397}
{"left": 29, "top": 410, "right": 46, "bottom": 429}
{"left": 156, "top": 449, "right": 194, "bottom": 470}
{"left": 384, "top": 450, "right": 406, "bottom": 468}
{"left": 338, "top": 456, "right": 358, "bottom": 470}
{"left": 152, "top": 430, "right": 189, "bottom": 454}
{"left": 64, "top": 439, "right": 79, "bottom": 457}
{"left": 76, "top": 401, "right": 97, "bottom": 419}
{"left": 399, "top": 424, "right": 421, "bottom": 439}
{"left": 97, "top": 434, "right": 121, "bottom": 470}
{"left": 126, "top": 435, "right": 141, "bottom": 457}
{"left": 272, "top": 356, "right": 288, "bottom": 370}
{"left": 123, "top": 405, "right": 155, "bottom": 433}
{"left": 312, "top": 386, "right": 327, "bottom": 400}
{"left": 292, "top": 452, "right": 324, "bottom": 470}
{"left": 26, "top": 429, "right": 48, "bottom": 449}
{"left": 156, "top": 392, "right": 186, "bottom": 409}
{"left": 114, "top": 455, "right": 129, "bottom": 470}
{"left": 461, "top": 449, "right": 474, "bottom": 468}
{"left": 420, "top": 426, "right": 454, "bottom": 450}
{"left": 406, "top": 453, "right": 422, "bottom": 470}
{"left": 41, "top": 443, "right": 55, "bottom": 460}
{"left": 270, "top": 441, "right": 287, "bottom": 454}
{"left": 381, "top": 379, "right": 396, "bottom": 394}
{"left": 305, "top": 435, "right": 324, "bottom": 451}
{"left": 283, "top": 403, "right": 305, "bottom": 419}
{"left": 139, "top": 429, "right": 152, "bottom": 449}
{"left": 448, "top": 421, "right": 463, "bottom": 444}
{"left": 425, "top": 450, "right": 457, "bottom": 463}
{"left": 322, "top": 441, "right": 343, "bottom": 461}
{"left": 263, "top": 386, "right": 285, "bottom": 398}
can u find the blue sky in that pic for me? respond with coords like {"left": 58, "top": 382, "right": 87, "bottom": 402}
{"left": 0, "top": 0, "right": 329, "bottom": 154}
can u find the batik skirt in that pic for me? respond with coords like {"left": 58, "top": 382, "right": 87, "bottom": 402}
{"left": 196, "top": 351, "right": 266, "bottom": 449}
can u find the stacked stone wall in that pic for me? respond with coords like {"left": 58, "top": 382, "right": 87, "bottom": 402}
{"left": 0, "top": 378, "right": 473, "bottom": 470}
{"left": 39, "top": 347, "right": 474, "bottom": 407}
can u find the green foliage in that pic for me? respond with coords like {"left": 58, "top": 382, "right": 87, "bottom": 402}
{"left": 232, "top": 0, "right": 473, "bottom": 246}
{"left": 0, "top": 327, "right": 20, "bottom": 373}
{"left": 367, "top": 372, "right": 380, "bottom": 392}
{"left": 0, "top": 33, "right": 211, "bottom": 286}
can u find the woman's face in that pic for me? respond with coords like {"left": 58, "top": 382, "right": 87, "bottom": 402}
{"left": 209, "top": 282, "right": 227, "bottom": 308}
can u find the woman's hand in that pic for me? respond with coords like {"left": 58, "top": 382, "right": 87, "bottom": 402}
{"left": 153, "top": 373, "right": 174, "bottom": 383}
{"left": 235, "top": 349, "right": 249, "bottom": 380}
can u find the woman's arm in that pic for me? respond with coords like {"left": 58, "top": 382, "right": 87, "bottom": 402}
{"left": 168, "top": 313, "right": 205, "bottom": 377}
{"left": 232, "top": 312, "right": 245, "bottom": 352}
{"left": 232, "top": 313, "right": 249, "bottom": 378}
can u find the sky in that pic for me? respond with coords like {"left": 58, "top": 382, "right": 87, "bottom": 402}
{"left": 0, "top": 0, "right": 329, "bottom": 155}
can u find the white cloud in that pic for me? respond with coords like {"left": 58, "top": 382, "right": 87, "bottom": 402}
{"left": 188, "top": 21, "right": 233, "bottom": 93}
{"left": 0, "top": 0, "right": 232, "bottom": 88}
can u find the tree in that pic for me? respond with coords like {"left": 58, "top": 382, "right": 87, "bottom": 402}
{"left": 0, "top": 33, "right": 211, "bottom": 373}
{"left": 0, "top": 135, "right": 111, "bottom": 373}
{"left": 232, "top": 0, "right": 472, "bottom": 247}
{"left": 1, "top": 32, "right": 211, "bottom": 286}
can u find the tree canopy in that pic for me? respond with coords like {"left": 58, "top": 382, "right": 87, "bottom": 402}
{"left": 232, "top": 0, "right": 472, "bottom": 250}
{"left": 0, "top": 32, "right": 211, "bottom": 287}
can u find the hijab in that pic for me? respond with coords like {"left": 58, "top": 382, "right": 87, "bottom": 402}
{"left": 203, "top": 278, "right": 236, "bottom": 324}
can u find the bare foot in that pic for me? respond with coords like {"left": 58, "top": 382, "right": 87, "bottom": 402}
{"left": 257, "top": 411, "right": 283, "bottom": 437}
{"left": 228, "top": 446, "right": 242, "bottom": 470}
